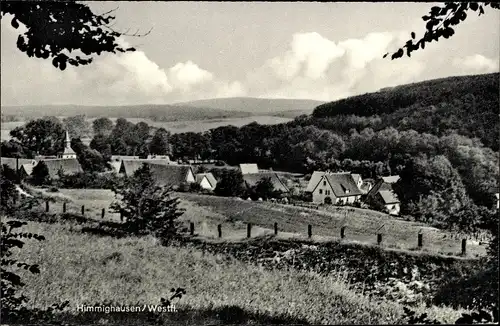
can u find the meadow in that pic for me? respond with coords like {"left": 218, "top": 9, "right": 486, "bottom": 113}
{"left": 32, "top": 188, "right": 488, "bottom": 257}
{"left": 10, "top": 218, "right": 469, "bottom": 325}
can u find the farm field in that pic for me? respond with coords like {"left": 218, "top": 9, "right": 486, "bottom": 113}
{"left": 0, "top": 115, "right": 293, "bottom": 141}
{"left": 32, "top": 188, "right": 488, "bottom": 257}
{"left": 11, "top": 219, "right": 468, "bottom": 325}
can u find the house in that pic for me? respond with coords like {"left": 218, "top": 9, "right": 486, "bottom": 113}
{"left": 351, "top": 173, "right": 363, "bottom": 189}
{"left": 195, "top": 173, "right": 217, "bottom": 190}
{"left": 38, "top": 158, "right": 83, "bottom": 178}
{"left": 364, "top": 175, "right": 401, "bottom": 215}
{"left": 307, "top": 171, "right": 363, "bottom": 204}
{"left": 240, "top": 163, "right": 259, "bottom": 175}
{"left": 19, "top": 163, "right": 35, "bottom": 179}
{"left": 58, "top": 131, "right": 77, "bottom": 159}
{"left": 242, "top": 172, "right": 290, "bottom": 193}
{"left": 119, "top": 161, "right": 195, "bottom": 188}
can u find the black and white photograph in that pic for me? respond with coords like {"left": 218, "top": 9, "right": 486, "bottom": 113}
{"left": 1, "top": 1, "right": 499, "bottom": 325}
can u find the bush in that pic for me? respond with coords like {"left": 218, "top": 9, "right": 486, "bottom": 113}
{"left": 57, "top": 172, "right": 120, "bottom": 189}
{"left": 110, "top": 164, "right": 185, "bottom": 244}
{"left": 1, "top": 220, "right": 45, "bottom": 317}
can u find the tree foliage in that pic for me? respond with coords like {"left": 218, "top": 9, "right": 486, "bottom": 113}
{"left": 30, "top": 161, "right": 51, "bottom": 186}
{"left": 385, "top": 2, "right": 500, "bottom": 59}
{"left": 10, "top": 118, "right": 65, "bottom": 157}
{"left": 63, "top": 115, "right": 91, "bottom": 139}
{"left": 0, "top": 1, "right": 147, "bottom": 70}
{"left": 92, "top": 117, "right": 114, "bottom": 137}
{"left": 213, "top": 169, "right": 245, "bottom": 197}
{"left": 110, "top": 164, "right": 184, "bottom": 243}
{"left": 1, "top": 220, "right": 45, "bottom": 316}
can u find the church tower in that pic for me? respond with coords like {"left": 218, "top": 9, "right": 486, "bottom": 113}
{"left": 60, "top": 130, "right": 77, "bottom": 159}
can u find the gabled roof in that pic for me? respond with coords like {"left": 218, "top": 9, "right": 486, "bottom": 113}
{"left": 240, "top": 163, "right": 259, "bottom": 175}
{"left": 323, "top": 173, "right": 364, "bottom": 197}
{"left": 39, "top": 159, "right": 83, "bottom": 177}
{"left": 120, "top": 161, "right": 194, "bottom": 187}
{"left": 1, "top": 157, "right": 37, "bottom": 170}
{"left": 381, "top": 175, "right": 400, "bottom": 184}
{"left": 196, "top": 173, "right": 217, "bottom": 188}
{"left": 20, "top": 164, "right": 34, "bottom": 176}
{"left": 306, "top": 171, "right": 326, "bottom": 192}
{"left": 378, "top": 190, "right": 399, "bottom": 204}
{"left": 243, "top": 172, "right": 290, "bottom": 193}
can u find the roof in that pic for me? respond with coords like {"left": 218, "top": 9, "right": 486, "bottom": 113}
{"left": 195, "top": 173, "right": 217, "bottom": 188}
{"left": 378, "top": 190, "right": 400, "bottom": 204}
{"left": 243, "top": 172, "right": 290, "bottom": 192}
{"left": 39, "top": 159, "right": 83, "bottom": 177}
{"left": 240, "top": 163, "right": 259, "bottom": 175}
{"left": 120, "top": 161, "right": 194, "bottom": 187}
{"left": 323, "top": 173, "right": 364, "bottom": 197}
{"left": 366, "top": 179, "right": 400, "bottom": 203}
{"left": 381, "top": 175, "right": 400, "bottom": 184}
{"left": 1, "top": 157, "right": 37, "bottom": 170}
{"left": 306, "top": 171, "right": 326, "bottom": 192}
{"left": 111, "top": 155, "right": 140, "bottom": 161}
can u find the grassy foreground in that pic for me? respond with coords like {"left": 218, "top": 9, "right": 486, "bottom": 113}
{"left": 10, "top": 219, "right": 468, "bottom": 325}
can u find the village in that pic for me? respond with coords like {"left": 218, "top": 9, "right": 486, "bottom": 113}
{"left": 1, "top": 129, "right": 413, "bottom": 218}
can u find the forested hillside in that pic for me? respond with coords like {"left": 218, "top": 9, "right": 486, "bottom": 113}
{"left": 312, "top": 73, "right": 499, "bottom": 150}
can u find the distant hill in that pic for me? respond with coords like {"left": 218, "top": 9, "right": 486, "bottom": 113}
{"left": 310, "top": 73, "right": 499, "bottom": 150}
{"left": 0, "top": 104, "right": 254, "bottom": 121}
{"left": 173, "top": 97, "right": 324, "bottom": 114}
{"left": 1, "top": 97, "right": 324, "bottom": 121}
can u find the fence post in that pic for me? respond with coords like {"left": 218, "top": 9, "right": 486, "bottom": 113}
{"left": 461, "top": 239, "right": 467, "bottom": 255}
{"left": 63, "top": 202, "right": 66, "bottom": 213}
{"left": 101, "top": 208, "right": 105, "bottom": 219}
{"left": 217, "top": 224, "right": 222, "bottom": 238}
{"left": 274, "top": 222, "right": 278, "bottom": 235}
{"left": 377, "top": 233, "right": 383, "bottom": 245}
{"left": 247, "top": 223, "right": 252, "bottom": 238}
{"left": 418, "top": 233, "right": 423, "bottom": 248}
{"left": 341, "top": 226, "right": 345, "bottom": 239}
{"left": 81, "top": 205, "right": 85, "bottom": 216}
{"left": 308, "top": 224, "right": 312, "bottom": 238}
{"left": 190, "top": 222, "right": 195, "bottom": 236}
{"left": 45, "top": 200, "right": 49, "bottom": 212}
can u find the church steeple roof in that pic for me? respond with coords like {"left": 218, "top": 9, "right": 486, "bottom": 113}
{"left": 63, "top": 130, "right": 76, "bottom": 155}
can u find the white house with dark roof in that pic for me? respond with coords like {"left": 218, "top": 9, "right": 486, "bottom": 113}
{"left": 195, "top": 172, "right": 217, "bottom": 190}
{"left": 307, "top": 171, "right": 363, "bottom": 205}
{"left": 364, "top": 175, "right": 401, "bottom": 215}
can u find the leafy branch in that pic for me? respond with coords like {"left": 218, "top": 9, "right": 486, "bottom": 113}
{"left": 385, "top": 2, "right": 500, "bottom": 59}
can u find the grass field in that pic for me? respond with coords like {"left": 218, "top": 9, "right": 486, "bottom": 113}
{"left": 176, "top": 193, "right": 488, "bottom": 257}
{"left": 30, "top": 188, "right": 488, "bottom": 257}
{"left": 9, "top": 219, "right": 468, "bottom": 325}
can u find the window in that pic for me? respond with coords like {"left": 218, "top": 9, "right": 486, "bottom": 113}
{"left": 323, "top": 181, "right": 326, "bottom": 186}
{"left": 319, "top": 189, "right": 323, "bottom": 194}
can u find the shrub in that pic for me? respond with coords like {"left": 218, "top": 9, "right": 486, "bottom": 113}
{"left": 1, "top": 220, "right": 45, "bottom": 318}
{"left": 110, "top": 164, "right": 185, "bottom": 244}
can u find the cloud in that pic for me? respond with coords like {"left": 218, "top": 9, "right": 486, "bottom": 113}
{"left": 452, "top": 54, "right": 499, "bottom": 73}
{"left": 244, "top": 31, "right": 426, "bottom": 101}
{"left": 168, "top": 61, "right": 214, "bottom": 92}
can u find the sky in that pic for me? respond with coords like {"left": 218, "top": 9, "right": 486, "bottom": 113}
{"left": 1, "top": 2, "right": 499, "bottom": 106}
